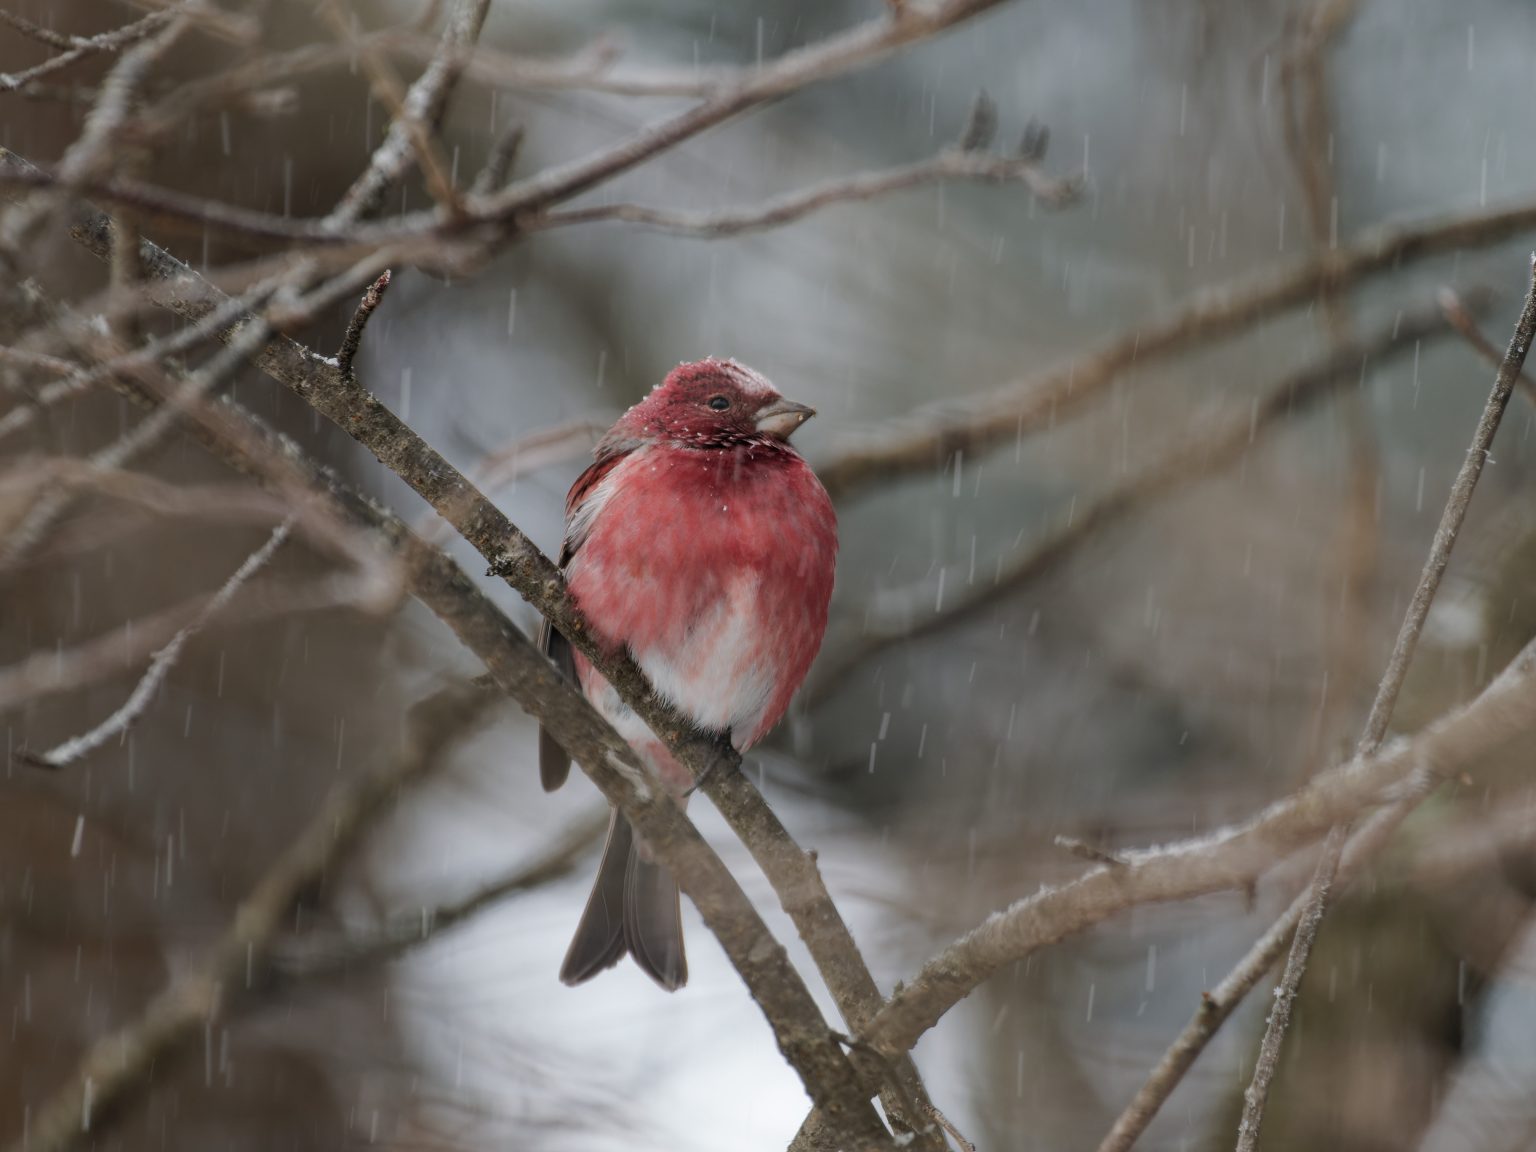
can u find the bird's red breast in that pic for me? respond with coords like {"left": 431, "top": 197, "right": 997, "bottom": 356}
{"left": 564, "top": 436, "right": 836, "bottom": 792}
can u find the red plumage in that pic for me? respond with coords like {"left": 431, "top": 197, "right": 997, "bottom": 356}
{"left": 539, "top": 358, "right": 837, "bottom": 990}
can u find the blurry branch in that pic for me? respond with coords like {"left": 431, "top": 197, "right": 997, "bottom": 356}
{"left": 0, "top": 343, "right": 73, "bottom": 376}
{"left": 273, "top": 808, "right": 609, "bottom": 979}
{"left": 29, "top": 169, "right": 900, "bottom": 1151}
{"left": 0, "top": 466, "right": 292, "bottom": 542}
{"left": 17, "top": 517, "right": 296, "bottom": 770}
{"left": 0, "top": 315, "right": 280, "bottom": 569}
{"left": 0, "top": 259, "right": 405, "bottom": 612}
{"left": 1441, "top": 287, "right": 1536, "bottom": 407}
{"left": 0, "top": 567, "right": 367, "bottom": 715}
{"left": 415, "top": 418, "right": 603, "bottom": 546}
{"left": 1399, "top": 800, "right": 1536, "bottom": 891}
{"left": 1234, "top": 256, "right": 1536, "bottom": 1152}
{"left": 478, "top": 0, "right": 1029, "bottom": 216}
{"left": 0, "top": 5, "right": 189, "bottom": 92}
{"left": 316, "top": 0, "right": 489, "bottom": 226}
{"left": 807, "top": 295, "right": 1466, "bottom": 699}
{"left": 3, "top": 683, "right": 497, "bottom": 1152}
{"left": 1278, "top": 0, "right": 1374, "bottom": 767}
{"left": 0, "top": 5, "right": 203, "bottom": 253}
{"left": 851, "top": 628, "right": 1536, "bottom": 1062}
{"left": 1279, "top": 0, "right": 1361, "bottom": 341}
{"left": 0, "top": 1, "right": 1065, "bottom": 258}
{"left": 814, "top": 195, "right": 1536, "bottom": 502}
{"left": 471, "top": 122, "right": 526, "bottom": 195}
{"left": 136, "top": 34, "right": 709, "bottom": 145}
{"left": 1095, "top": 763, "right": 1442, "bottom": 1152}
{"left": 533, "top": 98, "right": 1081, "bottom": 237}
{"left": 0, "top": 272, "right": 295, "bottom": 444}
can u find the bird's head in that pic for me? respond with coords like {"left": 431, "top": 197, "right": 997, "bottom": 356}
{"left": 613, "top": 358, "right": 816, "bottom": 450}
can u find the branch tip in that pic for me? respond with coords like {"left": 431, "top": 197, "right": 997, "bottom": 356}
{"left": 957, "top": 91, "right": 997, "bottom": 151}
{"left": 335, "top": 269, "right": 393, "bottom": 378}
{"left": 1019, "top": 119, "right": 1050, "bottom": 162}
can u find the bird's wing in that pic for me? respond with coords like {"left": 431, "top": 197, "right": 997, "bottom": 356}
{"left": 538, "top": 448, "right": 631, "bottom": 792}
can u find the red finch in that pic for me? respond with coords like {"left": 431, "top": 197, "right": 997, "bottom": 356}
{"left": 539, "top": 358, "right": 837, "bottom": 991}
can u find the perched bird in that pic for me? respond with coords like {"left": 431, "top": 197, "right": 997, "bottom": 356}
{"left": 539, "top": 358, "right": 837, "bottom": 991}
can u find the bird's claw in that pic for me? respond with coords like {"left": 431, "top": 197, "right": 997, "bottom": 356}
{"left": 685, "top": 733, "right": 738, "bottom": 797}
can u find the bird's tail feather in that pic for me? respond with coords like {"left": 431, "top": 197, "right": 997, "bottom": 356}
{"left": 559, "top": 809, "right": 687, "bottom": 991}
{"left": 623, "top": 844, "right": 687, "bottom": 991}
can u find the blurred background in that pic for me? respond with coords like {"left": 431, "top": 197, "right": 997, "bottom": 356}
{"left": 4, "top": 1, "right": 1536, "bottom": 1149}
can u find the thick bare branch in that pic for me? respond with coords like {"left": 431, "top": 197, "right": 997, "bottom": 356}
{"left": 27, "top": 163, "right": 899, "bottom": 1149}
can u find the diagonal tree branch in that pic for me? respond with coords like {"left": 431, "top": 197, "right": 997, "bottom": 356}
{"left": 3, "top": 157, "right": 908, "bottom": 1150}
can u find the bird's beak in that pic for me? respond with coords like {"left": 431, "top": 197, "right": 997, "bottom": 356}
{"left": 755, "top": 397, "right": 816, "bottom": 440}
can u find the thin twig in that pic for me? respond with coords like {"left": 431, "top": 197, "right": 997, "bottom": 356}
{"left": 0, "top": 6, "right": 184, "bottom": 92}
{"left": 321, "top": 0, "right": 489, "bottom": 227}
{"left": 529, "top": 138, "right": 1082, "bottom": 237}
{"left": 336, "top": 269, "right": 393, "bottom": 377}
{"left": 1233, "top": 256, "right": 1536, "bottom": 1151}
{"left": 1362, "top": 265, "right": 1536, "bottom": 753}
{"left": 1440, "top": 287, "right": 1536, "bottom": 407}
{"left": 19, "top": 517, "right": 296, "bottom": 770}
{"left": 921, "top": 1103, "right": 978, "bottom": 1152}
{"left": 0, "top": 7, "right": 80, "bottom": 51}
{"left": 1234, "top": 828, "right": 1343, "bottom": 1152}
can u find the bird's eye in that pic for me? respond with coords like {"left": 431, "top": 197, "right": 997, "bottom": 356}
{"left": 707, "top": 395, "right": 730, "bottom": 411}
